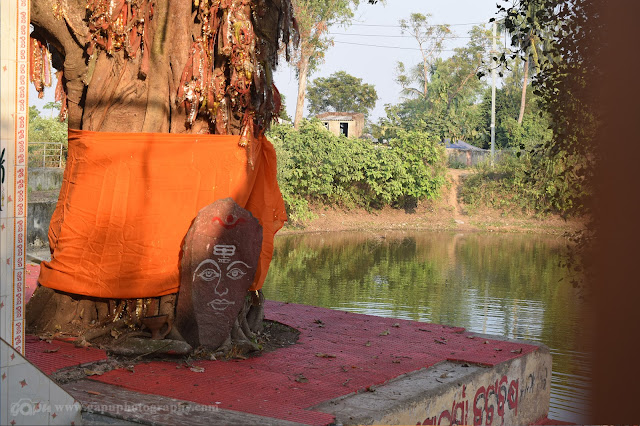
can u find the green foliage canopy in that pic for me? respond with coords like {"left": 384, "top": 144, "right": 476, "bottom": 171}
{"left": 28, "top": 105, "right": 67, "bottom": 144}
{"left": 306, "top": 71, "right": 378, "bottom": 118}
{"left": 292, "top": 0, "right": 361, "bottom": 75}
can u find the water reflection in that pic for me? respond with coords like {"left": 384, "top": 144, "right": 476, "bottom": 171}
{"left": 263, "top": 230, "right": 591, "bottom": 423}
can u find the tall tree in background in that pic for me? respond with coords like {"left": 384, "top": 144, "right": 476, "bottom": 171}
{"left": 376, "top": 24, "right": 492, "bottom": 143}
{"left": 291, "top": 0, "right": 362, "bottom": 129}
{"left": 306, "top": 71, "right": 378, "bottom": 118}
{"left": 502, "top": 1, "right": 544, "bottom": 124}
{"left": 396, "top": 13, "right": 451, "bottom": 99}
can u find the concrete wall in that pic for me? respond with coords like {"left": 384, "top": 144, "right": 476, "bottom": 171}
{"left": 28, "top": 167, "right": 63, "bottom": 191}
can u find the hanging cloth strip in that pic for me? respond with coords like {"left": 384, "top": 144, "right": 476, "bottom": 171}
{"left": 38, "top": 129, "right": 287, "bottom": 299}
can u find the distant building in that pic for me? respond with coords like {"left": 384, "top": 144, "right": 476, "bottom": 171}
{"left": 316, "top": 112, "right": 365, "bottom": 138}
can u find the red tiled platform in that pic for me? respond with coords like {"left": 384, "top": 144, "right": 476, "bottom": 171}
{"left": 89, "top": 301, "right": 535, "bottom": 425}
{"left": 24, "top": 263, "right": 539, "bottom": 425}
{"left": 25, "top": 335, "right": 108, "bottom": 375}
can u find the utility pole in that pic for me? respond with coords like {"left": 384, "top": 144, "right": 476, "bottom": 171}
{"left": 490, "top": 20, "right": 497, "bottom": 167}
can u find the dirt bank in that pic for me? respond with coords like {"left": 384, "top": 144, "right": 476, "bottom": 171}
{"left": 280, "top": 169, "right": 586, "bottom": 236}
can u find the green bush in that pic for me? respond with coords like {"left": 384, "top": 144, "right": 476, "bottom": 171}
{"left": 267, "top": 121, "right": 447, "bottom": 222}
{"left": 459, "top": 148, "right": 590, "bottom": 217}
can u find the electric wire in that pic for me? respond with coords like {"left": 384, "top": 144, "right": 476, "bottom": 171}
{"left": 349, "top": 21, "right": 490, "bottom": 28}
{"left": 329, "top": 32, "right": 474, "bottom": 39}
{"left": 332, "top": 41, "right": 462, "bottom": 51}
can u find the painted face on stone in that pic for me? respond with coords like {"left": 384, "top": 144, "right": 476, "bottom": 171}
{"left": 193, "top": 245, "right": 252, "bottom": 311}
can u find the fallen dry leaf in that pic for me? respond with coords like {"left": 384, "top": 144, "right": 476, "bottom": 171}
{"left": 86, "top": 391, "right": 102, "bottom": 396}
{"left": 392, "top": 323, "right": 400, "bottom": 328}
{"left": 364, "top": 341, "right": 371, "bottom": 347}
{"left": 295, "top": 374, "right": 308, "bottom": 383}
{"left": 315, "top": 353, "right": 336, "bottom": 359}
{"left": 190, "top": 366, "right": 205, "bottom": 373}
{"left": 379, "top": 329, "right": 390, "bottom": 336}
{"left": 434, "top": 339, "right": 447, "bottom": 345}
{"left": 43, "top": 347, "right": 60, "bottom": 353}
{"left": 83, "top": 369, "right": 103, "bottom": 376}
{"left": 510, "top": 348, "right": 523, "bottom": 354}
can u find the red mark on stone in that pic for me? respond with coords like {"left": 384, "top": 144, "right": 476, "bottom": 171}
{"left": 212, "top": 216, "right": 246, "bottom": 229}
{"left": 19, "top": 379, "right": 27, "bottom": 387}
{"left": 2, "top": 65, "right": 6, "bottom": 71}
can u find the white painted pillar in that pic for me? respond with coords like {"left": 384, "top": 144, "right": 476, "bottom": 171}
{"left": 1, "top": 0, "right": 29, "bottom": 354}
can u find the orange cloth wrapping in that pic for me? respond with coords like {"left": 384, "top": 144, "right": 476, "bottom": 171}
{"left": 38, "top": 129, "right": 287, "bottom": 299}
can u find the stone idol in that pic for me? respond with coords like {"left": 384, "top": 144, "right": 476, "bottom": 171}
{"left": 176, "top": 198, "right": 262, "bottom": 350}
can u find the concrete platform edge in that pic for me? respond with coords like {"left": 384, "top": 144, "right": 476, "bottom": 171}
{"left": 313, "top": 339, "right": 552, "bottom": 426}
{"left": 63, "top": 380, "right": 305, "bottom": 426}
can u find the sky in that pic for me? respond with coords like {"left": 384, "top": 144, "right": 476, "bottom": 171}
{"left": 274, "top": 0, "right": 507, "bottom": 122}
{"left": 30, "top": 0, "right": 507, "bottom": 123}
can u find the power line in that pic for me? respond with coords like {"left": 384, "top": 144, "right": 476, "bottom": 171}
{"left": 349, "top": 21, "right": 489, "bottom": 28}
{"left": 332, "top": 40, "right": 460, "bottom": 51}
{"left": 329, "top": 32, "right": 474, "bottom": 39}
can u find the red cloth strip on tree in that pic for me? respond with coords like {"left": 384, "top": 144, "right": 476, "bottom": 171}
{"left": 38, "top": 129, "right": 286, "bottom": 299}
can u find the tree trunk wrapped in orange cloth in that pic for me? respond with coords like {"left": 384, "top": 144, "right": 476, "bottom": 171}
{"left": 39, "top": 129, "right": 286, "bottom": 299}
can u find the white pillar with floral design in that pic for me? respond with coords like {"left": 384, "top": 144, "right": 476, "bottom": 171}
{"left": 1, "top": 0, "right": 29, "bottom": 354}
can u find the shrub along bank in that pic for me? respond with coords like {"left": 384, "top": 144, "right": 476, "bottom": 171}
{"left": 267, "top": 121, "right": 447, "bottom": 224}
{"left": 459, "top": 149, "right": 590, "bottom": 217}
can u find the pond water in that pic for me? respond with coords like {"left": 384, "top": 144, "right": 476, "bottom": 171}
{"left": 262, "top": 230, "right": 591, "bottom": 424}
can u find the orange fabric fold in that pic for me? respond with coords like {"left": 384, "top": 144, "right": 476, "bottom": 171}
{"left": 38, "top": 129, "right": 287, "bottom": 299}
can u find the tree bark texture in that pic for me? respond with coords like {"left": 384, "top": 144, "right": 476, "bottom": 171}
{"left": 518, "top": 56, "right": 530, "bottom": 125}
{"left": 31, "top": 0, "right": 296, "bottom": 134}
{"left": 293, "top": 54, "right": 309, "bottom": 129}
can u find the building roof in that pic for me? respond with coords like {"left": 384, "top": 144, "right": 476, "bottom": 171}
{"left": 316, "top": 112, "right": 365, "bottom": 121}
{"left": 443, "top": 139, "right": 487, "bottom": 151}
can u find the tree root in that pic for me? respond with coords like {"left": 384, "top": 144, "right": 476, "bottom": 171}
{"left": 26, "top": 285, "right": 266, "bottom": 358}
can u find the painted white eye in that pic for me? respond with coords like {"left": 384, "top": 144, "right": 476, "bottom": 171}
{"left": 198, "top": 268, "right": 220, "bottom": 281}
{"left": 226, "top": 268, "right": 247, "bottom": 280}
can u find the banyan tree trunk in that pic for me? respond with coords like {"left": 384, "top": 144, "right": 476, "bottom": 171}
{"left": 26, "top": 0, "right": 296, "bottom": 354}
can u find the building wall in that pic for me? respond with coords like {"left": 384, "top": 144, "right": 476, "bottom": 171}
{"left": 323, "top": 119, "right": 363, "bottom": 138}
